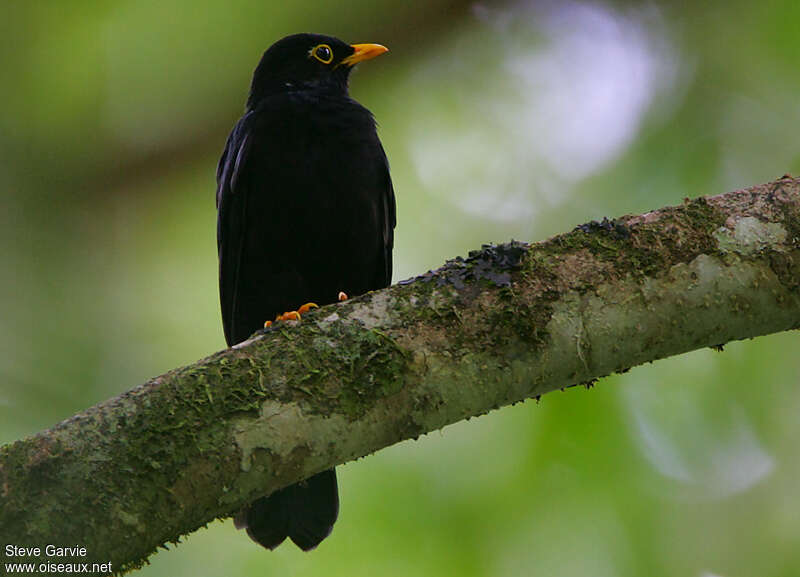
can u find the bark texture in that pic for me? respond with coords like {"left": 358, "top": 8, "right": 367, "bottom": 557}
{"left": 1, "top": 177, "right": 799, "bottom": 574}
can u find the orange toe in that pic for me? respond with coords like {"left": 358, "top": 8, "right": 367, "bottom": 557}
{"left": 297, "top": 302, "right": 319, "bottom": 314}
{"left": 338, "top": 291, "right": 348, "bottom": 302}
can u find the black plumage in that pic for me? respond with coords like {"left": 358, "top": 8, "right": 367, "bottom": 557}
{"left": 216, "top": 33, "right": 395, "bottom": 551}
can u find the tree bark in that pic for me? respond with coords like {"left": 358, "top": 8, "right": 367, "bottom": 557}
{"left": 1, "top": 177, "right": 799, "bottom": 575}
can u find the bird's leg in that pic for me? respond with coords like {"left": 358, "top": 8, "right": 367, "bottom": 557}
{"left": 264, "top": 302, "right": 319, "bottom": 328}
{"left": 338, "top": 291, "right": 348, "bottom": 301}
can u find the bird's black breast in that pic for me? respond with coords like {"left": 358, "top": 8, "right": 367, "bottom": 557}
{"left": 217, "top": 91, "right": 395, "bottom": 346}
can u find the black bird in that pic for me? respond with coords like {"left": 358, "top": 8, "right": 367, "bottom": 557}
{"left": 216, "top": 33, "right": 395, "bottom": 551}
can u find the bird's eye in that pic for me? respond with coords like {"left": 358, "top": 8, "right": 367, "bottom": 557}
{"left": 311, "top": 44, "right": 334, "bottom": 64}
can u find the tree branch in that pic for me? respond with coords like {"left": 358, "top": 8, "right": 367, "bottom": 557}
{"left": 2, "top": 177, "right": 799, "bottom": 574}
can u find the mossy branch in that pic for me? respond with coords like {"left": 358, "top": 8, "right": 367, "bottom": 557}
{"left": 2, "top": 177, "right": 799, "bottom": 574}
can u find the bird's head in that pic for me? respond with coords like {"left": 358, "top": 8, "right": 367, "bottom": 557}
{"left": 246, "top": 33, "right": 388, "bottom": 108}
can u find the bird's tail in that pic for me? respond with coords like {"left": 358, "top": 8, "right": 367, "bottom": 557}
{"left": 235, "top": 468, "right": 339, "bottom": 551}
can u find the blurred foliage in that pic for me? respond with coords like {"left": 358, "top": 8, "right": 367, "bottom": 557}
{"left": 1, "top": 1, "right": 799, "bottom": 576}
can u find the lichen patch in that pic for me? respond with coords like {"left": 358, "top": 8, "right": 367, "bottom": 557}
{"left": 715, "top": 216, "right": 788, "bottom": 255}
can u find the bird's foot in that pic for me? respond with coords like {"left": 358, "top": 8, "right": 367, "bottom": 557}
{"left": 278, "top": 302, "right": 319, "bottom": 321}
{"left": 338, "top": 291, "right": 348, "bottom": 302}
{"left": 264, "top": 302, "right": 318, "bottom": 328}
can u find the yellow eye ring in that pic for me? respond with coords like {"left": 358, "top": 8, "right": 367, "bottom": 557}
{"left": 311, "top": 44, "right": 334, "bottom": 64}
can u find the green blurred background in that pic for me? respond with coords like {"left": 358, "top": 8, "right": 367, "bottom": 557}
{"left": 2, "top": 1, "right": 799, "bottom": 575}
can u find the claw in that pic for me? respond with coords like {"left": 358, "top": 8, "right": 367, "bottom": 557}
{"left": 338, "top": 291, "right": 348, "bottom": 302}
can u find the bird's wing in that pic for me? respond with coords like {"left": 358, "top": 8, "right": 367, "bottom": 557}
{"left": 216, "top": 111, "right": 255, "bottom": 346}
{"left": 377, "top": 142, "right": 396, "bottom": 287}
{"left": 216, "top": 111, "right": 255, "bottom": 207}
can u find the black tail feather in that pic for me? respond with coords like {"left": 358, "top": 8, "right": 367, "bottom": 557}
{"left": 236, "top": 468, "right": 339, "bottom": 552}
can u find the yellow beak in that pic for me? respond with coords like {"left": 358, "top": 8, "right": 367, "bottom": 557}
{"left": 340, "top": 43, "right": 389, "bottom": 67}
